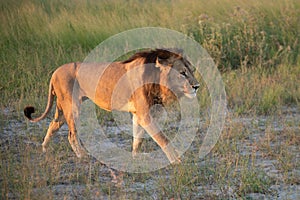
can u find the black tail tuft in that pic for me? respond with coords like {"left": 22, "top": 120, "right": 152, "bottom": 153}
{"left": 24, "top": 106, "right": 35, "bottom": 120}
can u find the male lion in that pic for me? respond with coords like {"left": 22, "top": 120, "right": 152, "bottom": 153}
{"left": 24, "top": 49, "right": 199, "bottom": 164}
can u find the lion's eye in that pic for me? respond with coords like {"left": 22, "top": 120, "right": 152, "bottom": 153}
{"left": 180, "top": 71, "right": 187, "bottom": 77}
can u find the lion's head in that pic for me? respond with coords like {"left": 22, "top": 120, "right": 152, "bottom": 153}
{"left": 155, "top": 49, "right": 199, "bottom": 99}
{"left": 124, "top": 49, "right": 200, "bottom": 105}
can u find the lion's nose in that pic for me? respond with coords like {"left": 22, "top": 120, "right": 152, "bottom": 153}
{"left": 192, "top": 84, "right": 200, "bottom": 92}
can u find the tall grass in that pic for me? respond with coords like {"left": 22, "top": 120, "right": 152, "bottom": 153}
{"left": 225, "top": 64, "right": 300, "bottom": 114}
{"left": 0, "top": 0, "right": 299, "bottom": 113}
{"left": 0, "top": 0, "right": 300, "bottom": 112}
{"left": 185, "top": 1, "right": 300, "bottom": 70}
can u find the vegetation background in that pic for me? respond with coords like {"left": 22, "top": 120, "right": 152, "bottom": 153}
{"left": 0, "top": 0, "right": 299, "bottom": 199}
{"left": 1, "top": 0, "right": 299, "bottom": 113}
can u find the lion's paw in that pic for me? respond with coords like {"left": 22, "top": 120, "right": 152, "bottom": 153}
{"left": 163, "top": 144, "right": 181, "bottom": 165}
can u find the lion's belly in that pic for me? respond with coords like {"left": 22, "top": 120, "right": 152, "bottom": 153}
{"left": 116, "top": 101, "right": 136, "bottom": 112}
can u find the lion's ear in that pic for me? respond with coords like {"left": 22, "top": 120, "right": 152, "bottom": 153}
{"left": 155, "top": 49, "right": 182, "bottom": 68}
{"left": 156, "top": 50, "right": 172, "bottom": 68}
{"left": 156, "top": 57, "right": 173, "bottom": 68}
{"left": 156, "top": 57, "right": 168, "bottom": 68}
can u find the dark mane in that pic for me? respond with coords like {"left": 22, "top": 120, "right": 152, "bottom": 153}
{"left": 122, "top": 49, "right": 155, "bottom": 64}
{"left": 122, "top": 48, "right": 182, "bottom": 64}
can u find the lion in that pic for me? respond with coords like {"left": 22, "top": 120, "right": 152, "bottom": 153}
{"left": 24, "top": 49, "right": 200, "bottom": 164}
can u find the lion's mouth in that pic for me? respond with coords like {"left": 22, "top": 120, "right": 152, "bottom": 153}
{"left": 183, "top": 84, "right": 199, "bottom": 98}
{"left": 184, "top": 92, "right": 197, "bottom": 98}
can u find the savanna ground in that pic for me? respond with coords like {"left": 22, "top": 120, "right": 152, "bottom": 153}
{"left": 1, "top": 0, "right": 299, "bottom": 199}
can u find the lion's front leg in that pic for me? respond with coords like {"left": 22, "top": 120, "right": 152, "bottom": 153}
{"left": 132, "top": 92, "right": 181, "bottom": 164}
{"left": 132, "top": 114, "right": 145, "bottom": 157}
{"left": 138, "top": 116, "right": 181, "bottom": 164}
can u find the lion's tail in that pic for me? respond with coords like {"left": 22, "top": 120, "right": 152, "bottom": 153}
{"left": 24, "top": 81, "right": 55, "bottom": 123}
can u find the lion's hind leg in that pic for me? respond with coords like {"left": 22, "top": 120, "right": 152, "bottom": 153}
{"left": 42, "top": 106, "right": 65, "bottom": 152}
{"left": 63, "top": 100, "right": 87, "bottom": 158}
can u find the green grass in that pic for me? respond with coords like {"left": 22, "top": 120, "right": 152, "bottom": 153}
{"left": 224, "top": 64, "right": 300, "bottom": 114}
{"left": 0, "top": 0, "right": 300, "bottom": 199}
{"left": 0, "top": 0, "right": 299, "bottom": 113}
